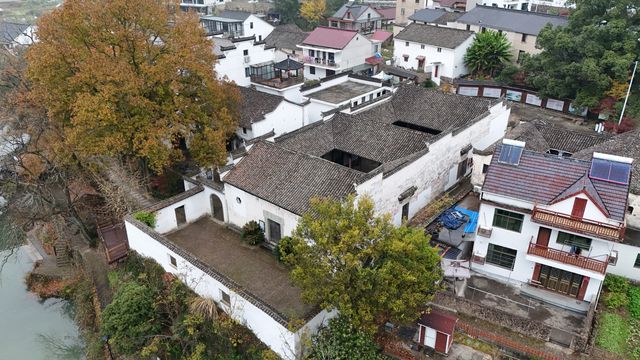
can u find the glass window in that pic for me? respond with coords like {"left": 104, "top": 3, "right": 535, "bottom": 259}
{"left": 309, "top": 66, "right": 316, "bottom": 75}
{"left": 406, "top": 41, "right": 409, "bottom": 46}
{"left": 486, "top": 244, "right": 517, "bottom": 270}
{"left": 243, "top": 49, "right": 248, "bottom": 56}
{"left": 244, "top": 67, "right": 250, "bottom": 77}
{"left": 493, "top": 209, "right": 524, "bottom": 232}
{"left": 169, "top": 255, "right": 177, "bottom": 268}
{"left": 634, "top": 254, "right": 640, "bottom": 268}
{"left": 556, "top": 232, "right": 592, "bottom": 251}
{"left": 221, "top": 290, "right": 231, "bottom": 305}
{"left": 421, "top": 44, "right": 425, "bottom": 49}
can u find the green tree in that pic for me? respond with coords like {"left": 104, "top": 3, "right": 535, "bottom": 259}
{"left": 310, "top": 315, "right": 387, "bottom": 360}
{"left": 26, "top": 0, "right": 239, "bottom": 172}
{"left": 102, "top": 282, "right": 161, "bottom": 355}
{"left": 283, "top": 195, "right": 442, "bottom": 333}
{"left": 464, "top": 30, "right": 512, "bottom": 77}
{"left": 274, "top": 0, "right": 301, "bottom": 24}
{"left": 523, "top": 0, "right": 639, "bottom": 108}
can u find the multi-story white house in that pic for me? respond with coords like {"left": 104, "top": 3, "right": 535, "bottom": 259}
{"left": 394, "top": 23, "right": 474, "bottom": 84}
{"left": 201, "top": 11, "right": 274, "bottom": 41}
{"left": 450, "top": 5, "right": 567, "bottom": 63}
{"left": 328, "top": 2, "right": 385, "bottom": 33}
{"left": 472, "top": 140, "right": 635, "bottom": 306}
{"left": 297, "top": 27, "right": 375, "bottom": 80}
{"left": 212, "top": 36, "right": 276, "bottom": 86}
{"left": 179, "top": 0, "right": 229, "bottom": 15}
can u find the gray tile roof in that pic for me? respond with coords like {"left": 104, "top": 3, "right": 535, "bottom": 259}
{"left": 264, "top": 24, "right": 309, "bottom": 51}
{"left": 395, "top": 23, "right": 474, "bottom": 49}
{"left": 219, "top": 10, "right": 252, "bottom": 21}
{"left": 224, "top": 141, "right": 362, "bottom": 215}
{"left": 0, "top": 21, "right": 29, "bottom": 45}
{"left": 331, "top": 2, "right": 380, "bottom": 20}
{"left": 409, "top": 8, "right": 463, "bottom": 25}
{"left": 573, "top": 129, "right": 640, "bottom": 195}
{"left": 212, "top": 37, "right": 235, "bottom": 56}
{"left": 456, "top": 5, "right": 568, "bottom": 36}
{"left": 237, "top": 87, "right": 284, "bottom": 128}
{"left": 483, "top": 145, "right": 630, "bottom": 222}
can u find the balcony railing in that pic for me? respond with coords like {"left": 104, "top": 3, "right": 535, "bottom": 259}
{"left": 527, "top": 242, "right": 608, "bottom": 275}
{"left": 531, "top": 207, "right": 625, "bottom": 242}
{"left": 303, "top": 56, "right": 338, "bottom": 68}
{"left": 250, "top": 76, "right": 304, "bottom": 89}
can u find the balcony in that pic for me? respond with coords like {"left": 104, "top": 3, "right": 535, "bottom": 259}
{"left": 531, "top": 207, "right": 625, "bottom": 242}
{"left": 303, "top": 56, "right": 338, "bottom": 68}
{"left": 527, "top": 242, "right": 608, "bottom": 275}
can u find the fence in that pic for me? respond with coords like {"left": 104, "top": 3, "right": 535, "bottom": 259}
{"left": 453, "top": 80, "right": 587, "bottom": 117}
{"left": 457, "top": 321, "right": 562, "bottom": 360}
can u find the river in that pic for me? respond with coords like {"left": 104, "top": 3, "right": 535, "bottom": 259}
{"left": 0, "top": 245, "right": 85, "bottom": 360}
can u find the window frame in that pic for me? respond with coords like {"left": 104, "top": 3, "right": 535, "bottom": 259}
{"left": 486, "top": 244, "right": 517, "bottom": 270}
{"left": 492, "top": 209, "right": 524, "bottom": 232}
{"left": 169, "top": 254, "right": 177, "bottom": 269}
{"left": 221, "top": 290, "right": 231, "bottom": 306}
{"left": 634, "top": 254, "right": 640, "bottom": 268}
{"left": 556, "top": 231, "right": 592, "bottom": 251}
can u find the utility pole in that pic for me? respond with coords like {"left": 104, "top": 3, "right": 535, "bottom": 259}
{"left": 619, "top": 60, "right": 638, "bottom": 125}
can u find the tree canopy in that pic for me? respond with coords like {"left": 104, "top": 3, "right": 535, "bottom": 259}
{"left": 310, "top": 315, "right": 387, "bottom": 360}
{"left": 300, "top": 0, "right": 327, "bottom": 25}
{"left": 26, "top": 0, "right": 239, "bottom": 172}
{"left": 464, "top": 30, "right": 512, "bottom": 77}
{"left": 283, "top": 195, "right": 442, "bottom": 333}
{"left": 523, "top": 0, "right": 640, "bottom": 108}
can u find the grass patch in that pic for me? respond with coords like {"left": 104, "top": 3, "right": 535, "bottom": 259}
{"left": 596, "top": 312, "right": 630, "bottom": 355}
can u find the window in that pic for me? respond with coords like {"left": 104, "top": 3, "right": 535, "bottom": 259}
{"left": 521, "top": 33, "right": 527, "bottom": 42}
{"left": 169, "top": 254, "right": 177, "bottom": 268}
{"left": 244, "top": 67, "right": 250, "bottom": 77}
{"left": 401, "top": 8, "right": 405, "bottom": 15}
{"left": 250, "top": 22, "right": 254, "bottom": 29}
{"left": 481, "top": 27, "right": 486, "bottom": 33}
{"left": 309, "top": 49, "right": 315, "bottom": 57}
{"left": 258, "top": 35, "right": 262, "bottom": 41}
{"left": 634, "top": 254, "right": 640, "bottom": 268}
{"left": 498, "top": 143, "right": 523, "bottom": 165}
{"left": 609, "top": 250, "right": 618, "bottom": 265}
{"left": 402, "top": 203, "right": 410, "bottom": 222}
{"left": 415, "top": 0, "right": 419, "bottom": 3}
{"left": 242, "top": 127, "right": 247, "bottom": 134}
{"left": 374, "top": 45, "right": 379, "bottom": 52}
{"left": 406, "top": 41, "right": 410, "bottom": 47}
{"left": 493, "top": 209, "right": 524, "bottom": 232}
{"left": 403, "top": 55, "right": 409, "bottom": 62}
{"left": 221, "top": 290, "right": 231, "bottom": 305}
{"left": 571, "top": 198, "right": 587, "bottom": 218}
{"left": 243, "top": 49, "right": 248, "bottom": 56}
{"left": 368, "top": 13, "right": 371, "bottom": 19}
{"left": 235, "top": 197, "right": 242, "bottom": 204}
{"left": 482, "top": 164, "right": 489, "bottom": 174}
{"left": 309, "top": 66, "right": 316, "bottom": 75}
{"left": 421, "top": 44, "right": 425, "bottom": 49}
{"left": 557, "top": 232, "right": 591, "bottom": 251}
{"left": 466, "top": 24, "right": 471, "bottom": 31}
{"left": 517, "top": 50, "right": 526, "bottom": 64}
{"left": 486, "top": 244, "right": 517, "bottom": 270}
{"left": 175, "top": 205, "right": 186, "bottom": 226}
{"left": 629, "top": 206, "right": 635, "bottom": 214}
{"left": 437, "top": 47, "right": 442, "bottom": 53}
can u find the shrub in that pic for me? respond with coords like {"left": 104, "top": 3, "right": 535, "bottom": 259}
{"left": 605, "top": 292, "right": 629, "bottom": 309}
{"left": 421, "top": 79, "right": 436, "bottom": 88}
{"left": 310, "top": 315, "right": 387, "bottom": 360}
{"left": 133, "top": 211, "right": 157, "bottom": 228}
{"left": 241, "top": 221, "right": 265, "bottom": 246}
{"left": 629, "top": 287, "right": 640, "bottom": 319}
{"left": 274, "top": 236, "right": 295, "bottom": 263}
{"left": 604, "top": 274, "right": 630, "bottom": 294}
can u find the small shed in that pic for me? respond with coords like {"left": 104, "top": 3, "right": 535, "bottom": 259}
{"left": 417, "top": 310, "right": 458, "bottom": 354}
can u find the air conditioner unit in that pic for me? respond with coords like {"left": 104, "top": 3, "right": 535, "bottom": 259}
{"left": 243, "top": 55, "right": 251, "bottom": 63}
{"left": 477, "top": 226, "right": 492, "bottom": 238}
{"left": 473, "top": 185, "right": 482, "bottom": 193}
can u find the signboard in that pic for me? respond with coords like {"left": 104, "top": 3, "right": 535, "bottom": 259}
{"left": 569, "top": 103, "right": 588, "bottom": 116}
{"left": 458, "top": 86, "right": 479, "bottom": 96}
{"left": 505, "top": 89, "right": 522, "bottom": 102}
{"left": 546, "top": 98, "right": 564, "bottom": 111}
{"left": 482, "top": 87, "right": 502, "bottom": 98}
{"left": 525, "top": 93, "right": 543, "bottom": 106}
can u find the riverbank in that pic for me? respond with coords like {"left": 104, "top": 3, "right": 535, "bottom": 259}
{"left": 0, "top": 245, "right": 84, "bottom": 359}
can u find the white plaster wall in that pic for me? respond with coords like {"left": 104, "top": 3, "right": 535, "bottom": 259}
{"left": 607, "top": 241, "right": 640, "bottom": 281}
{"left": 125, "top": 221, "right": 300, "bottom": 359}
{"left": 627, "top": 193, "right": 640, "bottom": 230}
{"left": 153, "top": 191, "right": 210, "bottom": 234}
{"left": 340, "top": 33, "right": 374, "bottom": 71}
{"left": 253, "top": 82, "right": 306, "bottom": 103}
{"left": 471, "top": 153, "right": 492, "bottom": 189}
{"left": 243, "top": 15, "right": 275, "bottom": 42}
{"left": 448, "top": 22, "right": 541, "bottom": 62}
{"left": 224, "top": 183, "right": 301, "bottom": 237}
{"left": 544, "top": 194, "right": 621, "bottom": 227}
{"left": 393, "top": 34, "right": 473, "bottom": 81}
{"left": 215, "top": 40, "right": 276, "bottom": 86}
{"left": 250, "top": 101, "right": 305, "bottom": 138}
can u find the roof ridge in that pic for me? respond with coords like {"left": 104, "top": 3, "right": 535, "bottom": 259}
{"left": 473, "top": 4, "right": 568, "bottom": 19}
{"left": 401, "top": 22, "right": 475, "bottom": 35}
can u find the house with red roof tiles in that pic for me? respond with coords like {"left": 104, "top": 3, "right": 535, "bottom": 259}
{"left": 472, "top": 139, "right": 636, "bottom": 309}
{"left": 297, "top": 27, "right": 376, "bottom": 80}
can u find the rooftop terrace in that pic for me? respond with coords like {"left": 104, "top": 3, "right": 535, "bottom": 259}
{"left": 306, "top": 81, "right": 379, "bottom": 104}
{"left": 165, "top": 217, "right": 316, "bottom": 320}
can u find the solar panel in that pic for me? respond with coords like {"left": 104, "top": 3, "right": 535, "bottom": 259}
{"left": 498, "top": 144, "right": 523, "bottom": 165}
{"left": 589, "top": 158, "right": 631, "bottom": 184}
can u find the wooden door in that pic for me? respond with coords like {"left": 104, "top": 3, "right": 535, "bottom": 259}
{"left": 435, "top": 332, "right": 448, "bottom": 353}
{"left": 536, "top": 227, "right": 551, "bottom": 247}
{"left": 571, "top": 198, "right": 587, "bottom": 218}
{"left": 175, "top": 206, "right": 186, "bottom": 226}
{"left": 268, "top": 220, "right": 282, "bottom": 243}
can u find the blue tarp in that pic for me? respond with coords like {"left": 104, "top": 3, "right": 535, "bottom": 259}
{"left": 454, "top": 206, "right": 479, "bottom": 234}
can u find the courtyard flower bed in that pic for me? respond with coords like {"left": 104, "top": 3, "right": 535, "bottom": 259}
{"left": 595, "top": 274, "right": 640, "bottom": 359}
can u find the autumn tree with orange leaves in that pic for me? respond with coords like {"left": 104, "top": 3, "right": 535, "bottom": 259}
{"left": 26, "top": 0, "right": 239, "bottom": 172}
